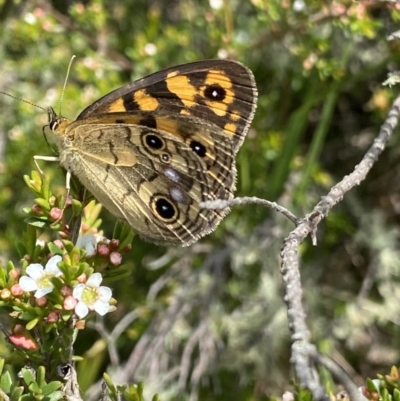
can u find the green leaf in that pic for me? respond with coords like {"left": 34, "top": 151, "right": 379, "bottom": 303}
{"left": 26, "top": 317, "right": 40, "bottom": 330}
{"left": 136, "top": 382, "right": 144, "bottom": 399}
{"left": 393, "top": 388, "right": 400, "bottom": 401}
{"left": 28, "top": 381, "right": 41, "bottom": 393}
{"left": 0, "top": 369, "right": 13, "bottom": 393}
{"left": 47, "top": 242, "right": 64, "bottom": 256}
{"left": 43, "top": 391, "right": 65, "bottom": 401}
{"left": 34, "top": 197, "right": 51, "bottom": 210}
{"left": 19, "top": 311, "right": 37, "bottom": 321}
{"left": 15, "top": 241, "right": 28, "bottom": 259}
{"left": 123, "top": 391, "right": 139, "bottom": 401}
{"left": 71, "top": 199, "right": 83, "bottom": 216}
{"left": 118, "top": 230, "right": 134, "bottom": 252}
{"left": 10, "top": 386, "right": 24, "bottom": 401}
{"left": 103, "top": 373, "right": 117, "bottom": 392}
{"left": 22, "top": 224, "right": 38, "bottom": 257}
{"left": 366, "top": 378, "right": 379, "bottom": 392}
{"left": 42, "top": 381, "right": 63, "bottom": 396}
{"left": 20, "top": 394, "right": 34, "bottom": 401}
{"left": 0, "top": 358, "right": 5, "bottom": 376}
{"left": 36, "top": 366, "right": 46, "bottom": 388}
{"left": 41, "top": 174, "right": 52, "bottom": 202}
{"left": 103, "top": 264, "right": 132, "bottom": 281}
{"left": 24, "top": 173, "right": 42, "bottom": 196}
{"left": 381, "top": 388, "right": 390, "bottom": 401}
{"left": 24, "top": 217, "right": 48, "bottom": 228}
{"left": 0, "top": 265, "right": 7, "bottom": 287}
{"left": 21, "top": 367, "right": 36, "bottom": 386}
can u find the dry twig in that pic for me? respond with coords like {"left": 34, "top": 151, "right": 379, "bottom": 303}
{"left": 280, "top": 95, "right": 400, "bottom": 400}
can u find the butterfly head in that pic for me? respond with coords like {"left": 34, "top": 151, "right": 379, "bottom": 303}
{"left": 47, "top": 106, "right": 70, "bottom": 135}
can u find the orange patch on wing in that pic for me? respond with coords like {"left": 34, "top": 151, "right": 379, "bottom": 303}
{"left": 201, "top": 71, "right": 236, "bottom": 115}
{"left": 204, "top": 100, "right": 228, "bottom": 116}
{"left": 155, "top": 118, "right": 184, "bottom": 140}
{"left": 134, "top": 89, "right": 159, "bottom": 111}
{"left": 230, "top": 110, "right": 241, "bottom": 121}
{"left": 166, "top": 73, "right": 197, "bottom": 107}
{"left": 107, "top": 98, "right": 125, "bottom": 112}
{"left": 224, "top": 122, "right": 237, "bottom": 135}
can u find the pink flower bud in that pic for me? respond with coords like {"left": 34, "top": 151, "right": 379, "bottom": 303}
{"left": 60, "top": 285, "right": 73, "bottom": 297}
{"left": 10, "top": 284, "right": 23, "bottom": 297}
{"left": 63, "top": 296, "right": 78, "bottom": 311}
{"left": 109, "top": 252, "right": 122, "bottom": 266}
{"left": 53, "top": 239, "right": 64, "bottom": 249}
{"left": 49, "top": 207, "right": 63, "bottom": 221}
{"left": 98, "top": 244, "right": 110, "bottom": 257}
{"left": 36, "top": 297, "right": 48, "bottom": 307}
{"left": 47, "top": 312, "right": 59, "bottom": 323}
{"left": 109, "top": 239, "right": 120, "bottom": 251}
{"left": 9, "top": 268, "right": 21, "bottom": 280}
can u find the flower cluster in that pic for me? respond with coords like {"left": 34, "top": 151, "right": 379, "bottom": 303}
{"left": 18, "top": 254, "right": 113, "bottom": 319}
{"left": 76, "top": 234, "right": 126, "bottom": 265}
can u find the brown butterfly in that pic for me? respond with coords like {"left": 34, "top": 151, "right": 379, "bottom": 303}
{"left": 49, "top": 60, "right": 257, "bottom": 246}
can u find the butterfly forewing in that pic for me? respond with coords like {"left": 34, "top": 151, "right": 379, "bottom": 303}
{"left": 77, "top": 60, "right": 257, "bottom": 151}
{"left": 52, "top": 60, "right": 257, "bottom": 245}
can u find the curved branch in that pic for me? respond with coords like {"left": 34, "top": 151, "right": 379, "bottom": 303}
{"left": 280, "top": 95, "right": 400, "bottom": 400}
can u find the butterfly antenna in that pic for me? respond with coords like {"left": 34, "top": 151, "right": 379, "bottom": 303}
{"left": 59, "top": 54, "right": 76, "bottom": 116}
{"left": 0, "top": 91, "right": 47, "bottom": 112}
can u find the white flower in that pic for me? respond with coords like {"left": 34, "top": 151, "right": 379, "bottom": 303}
{"left": 209, "top": 0, "right": 223, "bottom": 10}
{"left": 76, "top": 234, "right": 97, "bottom": 256}
{"left": 19, "top": 255, "right": 63, "bottom": 298}
{"left": 144, "top": 43, "right": 157, "bottom": 56}
{"left": 76, "top": 233, "right": 111, "bottom": 256}
{"left": 72, "top": 273, "right": 112, "bottom": 318}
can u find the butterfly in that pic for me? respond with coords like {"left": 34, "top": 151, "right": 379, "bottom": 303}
{"left": 49, "top": 59, "right": 257, "bottom": 246}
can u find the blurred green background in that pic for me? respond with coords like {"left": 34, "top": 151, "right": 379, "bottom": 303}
{"left": 1, "top": 0, "right": 400, "bottom": 400}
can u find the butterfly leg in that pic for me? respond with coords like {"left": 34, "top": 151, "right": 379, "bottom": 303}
{"left": 33, "top": 154, "right": 71, "bottom": 197}
{"left": 33, "top": 155, "right": 60, "bottom": 175}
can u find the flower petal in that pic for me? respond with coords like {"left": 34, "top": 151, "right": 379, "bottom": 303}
{"left": 86, "top": 272, "right": 102, "bottom": 287}
{"left": 98, "top": 286, "right": 112, "bottom": 301}
{"left": 19, "top": 276, "right": 38, "bottom": 292}
{"left": 45, "top": 255, "right": 63, "bottom": 276}
{"left": 94, "top": 300, "right": 110, "bottom": 316}
{"left": 26, "top": 264, "right": 44, "bottom": 280}
{"left": 35, "top": 287, "right": 53, "bottom": 298}
{"left": 76, "top": 234, "right": 97, "bottom": 256}
{"left": 75, "top": 301, "right": 89, "bottom": 318}
{"left": 72, "top": 284, "right": 85, "bottom": 300}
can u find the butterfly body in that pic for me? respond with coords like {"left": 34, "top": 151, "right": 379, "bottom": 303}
{"left": 50, "top": 60, "right": 257, "bottom": 246}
